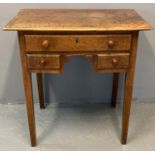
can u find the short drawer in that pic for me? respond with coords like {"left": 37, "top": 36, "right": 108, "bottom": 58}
{"left": 94, "top": 54, "right": 130, "bottom": 72}
{"left": 27, "top": 54, "right": 61, "bottom": 70}
{"left": 25, "top": 34, "right": 132, "bottom": 52}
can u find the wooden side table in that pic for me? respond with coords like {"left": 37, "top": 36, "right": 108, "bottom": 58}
{"left": 4, "top": 9, "right": 152, "bottom": 146}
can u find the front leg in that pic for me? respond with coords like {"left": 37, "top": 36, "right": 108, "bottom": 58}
{"left": 24, "top": 71, "right": 36, "bottom": 146}
{"left": 121, "top": 31, "right": 139, "bottom": 144}
{"left": 18, "top": 32, "right": 36, "bottom": 146}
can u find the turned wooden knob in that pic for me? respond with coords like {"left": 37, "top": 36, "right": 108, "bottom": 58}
{"left": 112, "top": 58, "right": 118, "bottom": 65}
{"left": 108, "top": 40, "right": 115, "bottom": 48}
{"left": 42, "top": 40, "right": 49, "bottom": 48}
{"left": 40, "top": 59, "right": 46, "bottom": 66}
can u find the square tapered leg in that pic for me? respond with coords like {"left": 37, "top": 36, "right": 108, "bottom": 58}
{"left": 121, "top": 31, "right": 139, "bottom": 144}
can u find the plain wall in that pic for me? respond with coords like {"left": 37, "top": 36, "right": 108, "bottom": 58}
{"left": 0, "top": 3, "right": 155, "bottom": 105}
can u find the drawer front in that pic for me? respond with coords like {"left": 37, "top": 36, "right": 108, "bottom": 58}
{"left": 25, "top": 35, "right": 132, "bottom": 52}
{"left": 27, "top": 54, "right": 61, "bottom": 70}
{"left": 95, "top": 54, "right": 130, "bottom": 71}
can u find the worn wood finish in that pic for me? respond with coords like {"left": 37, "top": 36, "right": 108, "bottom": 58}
{"left": 18, "top": 32, "right": 36, "bottom": 146}
{"left": 111, "top": 73, "right": 120, "bottom": 108}
{"left": 36, "top": 73, "right": 45, "bottom": 109}
{"left": 25, "top": 34, "right": 132, "bottom": 52}
{"left": 4, "top": 9, "right": 152, "bottom": 31}
{"left": 27, "top": 54, "right": 61, "bottom": 70}
{"left": 27, "top": 54, "right": 67, "bottom": 73}
{"left": 95, "top": 54, "right": 130, "bottom": 71}
{"left": 4, "top": 9, "right": 152, "bottom": 146}
{"left": 121, "top": 31, "right": 139, "bottom": 144}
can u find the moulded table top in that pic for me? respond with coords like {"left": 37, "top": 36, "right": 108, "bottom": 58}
{"left": 3, "top": 9, "right": 152, "bottom": 32}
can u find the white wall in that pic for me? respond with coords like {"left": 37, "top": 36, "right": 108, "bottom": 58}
{"left": 0, "top": 3, "right": 155, "bottom": 104}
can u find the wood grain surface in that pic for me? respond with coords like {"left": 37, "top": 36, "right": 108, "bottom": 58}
{"left": 25, "top": 34, "right": 132, "bottom": 52}
{"left": 4, "top": 9, "right": 152, "bottom": 31}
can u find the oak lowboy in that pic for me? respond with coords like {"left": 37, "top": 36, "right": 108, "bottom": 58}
{"left": 4, "top": 9, "right": 152, "bottom": 146}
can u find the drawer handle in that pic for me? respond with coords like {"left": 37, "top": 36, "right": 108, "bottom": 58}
{"left": 40, "top": 59, "right": 47, "bottom": 66}
{"left": 112, "top": 58, "right": 118, "bottom": 65}
{"left": 108, "top": 40, "right": 115, "bottom": 48}
{"left": 42, "top": 40, "right": 49, "bottom": 48}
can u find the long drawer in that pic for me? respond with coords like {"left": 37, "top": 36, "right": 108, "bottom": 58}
{"left": 25, "top": 34, "right": 132, "bottom": 52}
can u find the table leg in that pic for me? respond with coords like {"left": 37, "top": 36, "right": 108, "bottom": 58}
{"left": 24, "top": 72, "right": 36, "bottom": 146}
{"left": 36, "top": 73, "right": 45, "bottom": 109}
{"left": 18, "top": 32, "right": 36, "bottom": 146}
{"left": 121, "top": 71, "right": 133, "bottom": 144}
{"left": 121, "top": 31, "right": 139, "bottom": 144}
{"left": 111, "top": 73, "right": 119, "bottom": 108}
